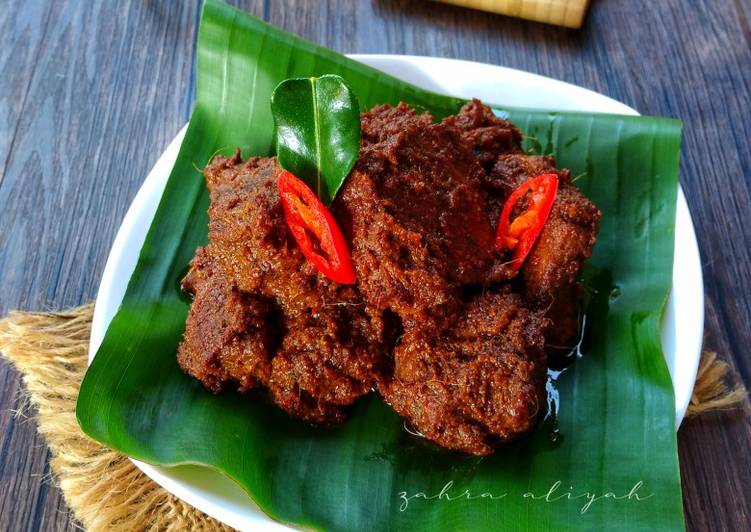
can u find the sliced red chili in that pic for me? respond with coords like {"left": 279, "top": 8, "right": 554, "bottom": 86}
{"left": 495, "top": 173, "right": 559, "bottom": 271}
{"left": 277, "top": 170, "right": 356, "bottom": 284}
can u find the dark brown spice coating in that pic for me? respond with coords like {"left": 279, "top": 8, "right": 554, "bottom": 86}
{"left": 334, "top": 103, "right": 509, "bottom": 326}
{"left": 442, "top": 98, "right": 523, "bottom": 171}
{"left": 489, "top": 153, "right": 601, "bottom": 349}
{"left": 179, "top": 258, "right": 275, "bottom": 393}
{"left": 177, "top": 99, "right": 599, "bottom": 454}
{"left": 381, "top": 291, "right": 548, "bottom": 455}
{"left": 177, "top": 152, "right": 386, "bottom": 424}
{"left": 334, "top": 102, "right": 549, "bottom": 453}
{"left": 449, "top": 99, "right": 600, "bottom": 350}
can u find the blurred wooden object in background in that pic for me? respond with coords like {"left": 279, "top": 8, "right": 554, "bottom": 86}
{"left": 432, "top": 0, "right": 590, "bottom": 28}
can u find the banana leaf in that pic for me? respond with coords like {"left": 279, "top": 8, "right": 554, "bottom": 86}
{"left": 76, "top": 0, "right": 685, "bottom": 530}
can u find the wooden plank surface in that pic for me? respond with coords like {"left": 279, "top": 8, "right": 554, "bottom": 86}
{"left": 0, "top": 0, "right": 748, "bottom": 530}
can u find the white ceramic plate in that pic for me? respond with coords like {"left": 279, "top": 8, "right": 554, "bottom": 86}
{"left": 89, "top": 55, "right": 704, "bottom": 531}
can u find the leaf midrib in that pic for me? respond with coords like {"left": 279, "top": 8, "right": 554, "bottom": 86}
{"left": 310, "top": 77, "right": 323, "bottom": 200}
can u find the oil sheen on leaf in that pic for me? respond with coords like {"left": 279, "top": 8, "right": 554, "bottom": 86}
{"left": 271, "top": 75, "right": 360, "bottom": 204}
{"left": 76, "top": 1, "right": 685, "bottom": 530}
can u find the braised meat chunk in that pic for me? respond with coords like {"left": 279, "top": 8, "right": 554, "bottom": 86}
{"left": 178, "top": 152, "right": 386, "bottom": 424}
{"left": 178, "top": 260, "right": 276, "bottom": 393}
{"left": 381, "top": 291, "right": 548, "bottom": 455}
{"left": 334, "top": 103, "right": 507, "bottom": 327}
{"left": 490, "top": 154, "right": 601, "bottom": 349}
{"left": 443, "top": 98, "right": 524, "bottom": 170}
{"left": 447, "top": 99, "right": 601, "bottom": 349}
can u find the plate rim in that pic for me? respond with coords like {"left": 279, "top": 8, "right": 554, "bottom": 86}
{"left": 88, "top": 54, "right": 704, "bottom": 531}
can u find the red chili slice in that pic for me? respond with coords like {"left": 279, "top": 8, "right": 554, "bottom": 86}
{"left": 495, "top": 173, "right": 559, "bottom": 271}
{"left": 277, "top": 170, "right": 356, "bottom": 284}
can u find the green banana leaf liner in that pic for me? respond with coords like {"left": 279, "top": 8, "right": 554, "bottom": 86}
{"left": 77, "top": 1, "right": 685, "bottom": 530}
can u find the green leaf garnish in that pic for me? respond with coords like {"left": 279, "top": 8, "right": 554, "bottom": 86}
{"left": 271, "top": 75, "right": 360, "bottom": 204}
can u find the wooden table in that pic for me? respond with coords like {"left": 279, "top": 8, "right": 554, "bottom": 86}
{"left": 1, "top": 0, "right": 749, "bottom": 530}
